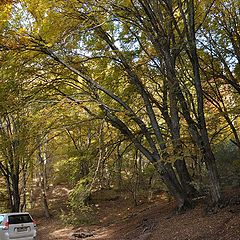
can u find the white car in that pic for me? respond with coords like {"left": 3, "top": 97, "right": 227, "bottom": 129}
{"left": 0, "top": 212, "right": 37, "bottom": 240}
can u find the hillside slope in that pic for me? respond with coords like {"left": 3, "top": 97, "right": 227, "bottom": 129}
{"left": 34, "top": 187, "right": 240, "bottom": 240}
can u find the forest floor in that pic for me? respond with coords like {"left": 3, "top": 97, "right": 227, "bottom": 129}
{"left": 33, "top": 186, "right": 240, "bottom": 240}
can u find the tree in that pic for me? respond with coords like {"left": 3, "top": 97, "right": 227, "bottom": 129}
{"left": 23, "top": 0, "right": 194, "bottom": 209}
{"left": 0, "top": 56, "right": 33, "bottom": 211}
{"left": 1, "top": 0, "right": 238, "bottom": 209}
{"left": 198, "top": 0, "right": 240, "bottom": 151}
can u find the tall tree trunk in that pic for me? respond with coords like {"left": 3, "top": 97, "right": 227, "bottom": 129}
{"left": 169, "top": 84, "right": 196, "bottom": 197}
{"left": 187, "top": 0, "right": 221, "bottom": 204}
{"left": 115, "top": 144, "right": 123, "bottom": 190}
{"left": 11, "top": 173, "right": 20, "bottom": 212}
{"left": 20, "top": 168, "right": 27, "bottom": 212}
{"left": 203, "top": 147, "right": 221, "bottom": 203}
{"left": 38, "top": 145, "right": 51, "bottom": 218}
{"left": 186, "top": 0, "right": 221, "bottom": 204}
{"left": 5, "top": 175, "right": 14, "bottom": 211}
{"left": 143, "top": 0, "right": 222, "bottom": 204}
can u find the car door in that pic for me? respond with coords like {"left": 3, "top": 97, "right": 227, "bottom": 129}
{"left": 8, "top": 213, "right": 35, "bottom": 239}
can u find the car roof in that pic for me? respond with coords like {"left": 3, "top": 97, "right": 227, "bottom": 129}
{"left": 0, "top": 212, "right": 31, "bottom": 216}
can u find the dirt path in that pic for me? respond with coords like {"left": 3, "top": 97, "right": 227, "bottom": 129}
{"left": 36, "top": 218, "right": 73, "bottom": 240}
{"left": 36, "top": 202, "right": 240, "bottom": 240}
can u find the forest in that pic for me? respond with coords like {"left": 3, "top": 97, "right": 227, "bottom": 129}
{"left": 0, "top": 0, "right": 239, "bottom": 239}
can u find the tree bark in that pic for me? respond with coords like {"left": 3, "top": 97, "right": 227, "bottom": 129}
{"left": 11, "top": 173, "right": 20, "bottom": 212}
{"left": 5, "top": 175, "right": 13, "bottom": 211}
{"left": 156, "top": 161, "right": 191, "bottom": 210}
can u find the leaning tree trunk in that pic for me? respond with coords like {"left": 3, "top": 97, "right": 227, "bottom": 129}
{"left": 104, "top": 107, "right": 191, "bottom": 210}
{"left": 97, "top": 25, "right": 192, "bottom": 209}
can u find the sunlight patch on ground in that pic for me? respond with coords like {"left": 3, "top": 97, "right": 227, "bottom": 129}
{"left": 52, "top": 186, "right": 71, "bottom": 196}
{"left": 49, "top": 227, "right": 73, "bottom": 239}
{"left": 88, "top": 227, "right": 115, "bottom": 240}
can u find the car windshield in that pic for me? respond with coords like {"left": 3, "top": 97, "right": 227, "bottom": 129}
{"left": 8, "top": 214, "right": 33, "bottom": 224}
{"left": 0, "top": 215, "right": 4, "bottom": 224}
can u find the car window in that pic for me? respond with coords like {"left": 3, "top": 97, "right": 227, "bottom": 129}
{"left": 8, "top": 214, "right": 33, "bottom": 224}
{"left": 0, "top": 215, "right": 4, "bottom": 224}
